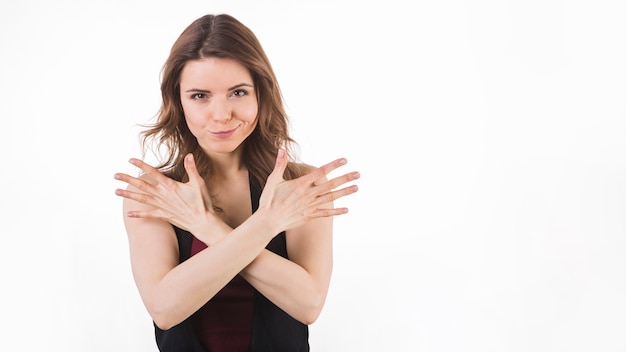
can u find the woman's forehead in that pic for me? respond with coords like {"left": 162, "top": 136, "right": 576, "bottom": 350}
{"left": 180, "top": 57, "right": 253, "bottom": 90}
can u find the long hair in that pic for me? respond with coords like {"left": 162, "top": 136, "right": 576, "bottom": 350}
{"left": 141, "top": 14, "right": 301, "bottom": 187}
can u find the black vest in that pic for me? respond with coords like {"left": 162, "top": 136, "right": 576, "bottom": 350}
{"left": 154, "top": 176, "right": 310, "bottom": 352}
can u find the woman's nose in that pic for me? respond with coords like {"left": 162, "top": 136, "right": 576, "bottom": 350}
{"left": 210, "top": 98, "right": 232, "bottom": 122}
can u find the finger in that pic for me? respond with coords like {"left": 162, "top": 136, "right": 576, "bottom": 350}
{"left": 310, "top": 206, "right": 350, "bottom": 218}
{"left": 115, "top": 187, "right": 155, "bottom": 205}
{"left": 303, "top": 158, "right": 348, "bottom": 186}
{"left": 314, "top": 171, "right": 360, "bottom": 193}
{"left": 126, "top": 208, "right": 167, "bottom": 220}
{"left": 314, "top": 184, "right": 359, "bottom": 206}
{"left": 183, "top": 153, "right": 213, "bottom": 209}
{"left": 184, "top": 154, "right": 204, "bottom": 185}
{"left": 114, "top": 172, "right": 157, "bottom": 194}
{"left": 129, "top": 158, "right": 176, "bottom": 188}
{"left": 266, "top": 148, "right": 289, "bottom": 185}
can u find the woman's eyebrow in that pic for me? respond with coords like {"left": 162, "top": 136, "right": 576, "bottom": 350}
{"left": 228, "top": 83, "right": 254, "bottom": 90}
{"left": 184, "top": 83, "right": 253, "bottom": 93}
{"left": 185, "top": 88, "right": 211, "bottom": 93}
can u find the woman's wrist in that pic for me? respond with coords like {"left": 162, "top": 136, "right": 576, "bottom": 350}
{"left": 249, "top": 207, "right": 283, "bottom": 242}
{"left": 190, "top": 212, "right": 230, "bottom": 246}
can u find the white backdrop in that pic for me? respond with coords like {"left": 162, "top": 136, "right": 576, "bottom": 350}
{"left": 1, "top": 0, "right": 625, "bottom": 351}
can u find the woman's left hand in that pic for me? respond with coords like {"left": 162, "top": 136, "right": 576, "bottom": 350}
{"left": 114, "top": 154, "right": 226, "bottom": 244}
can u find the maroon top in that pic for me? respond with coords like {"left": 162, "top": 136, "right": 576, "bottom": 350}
{"left": 190, "top": 236, "right": 255, "bottom": 352}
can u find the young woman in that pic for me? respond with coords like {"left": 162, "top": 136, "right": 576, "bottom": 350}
{"left": 114, "top": 13, "right": 359, "bottom": 351}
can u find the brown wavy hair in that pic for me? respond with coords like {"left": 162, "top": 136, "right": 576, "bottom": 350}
{"left": 140, "top": 14, "right": 302, "bottom": 187}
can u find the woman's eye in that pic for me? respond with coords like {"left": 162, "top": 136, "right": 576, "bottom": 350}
{"left": 232, "top": 89, "right": 248, "bottom": 97}
{"left": 191, "top": 93, "right": 207, "bottom": 100}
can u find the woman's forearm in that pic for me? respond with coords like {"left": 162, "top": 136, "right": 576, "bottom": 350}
{"left": 194, "top": 220, "right": 330, "bottom": 325}
{"left": 240, "top": 250, "right": 330, "bottom": 324}
{"left": 146, "top": 210, "right": 277, "bottom": 329}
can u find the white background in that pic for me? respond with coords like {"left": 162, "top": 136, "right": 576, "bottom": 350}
{"left": 1, "top": 0, "right": 625, "bottom": 351}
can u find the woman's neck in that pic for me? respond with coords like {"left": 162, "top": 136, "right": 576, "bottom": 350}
{"left": 206, "top": 149, "right": 246, "bottom": 180}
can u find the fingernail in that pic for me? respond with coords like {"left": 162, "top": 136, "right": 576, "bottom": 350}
{"left": 278, "top": 149, "right": 285, "bottom": 157}
{"left": 351, "top": 172, "right": 360, "bottom": 180}
{"left": 339, "top": 158, "right": 347, "bottom": 165}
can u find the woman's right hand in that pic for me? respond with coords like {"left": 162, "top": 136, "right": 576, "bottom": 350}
{"left": 114, "top": 153, "right": 229, "bottom": 245}
{"left": 259, "top": 149, "right": 360, "bottom": 233}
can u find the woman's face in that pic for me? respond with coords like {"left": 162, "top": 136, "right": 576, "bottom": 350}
{"left": 179, "top": 57, "right": 258, "bottom": 157}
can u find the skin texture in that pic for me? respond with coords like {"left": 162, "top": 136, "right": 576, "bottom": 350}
{"left": 114, "top": 57, "right": 360, "bottom": 330}
{"left": 181, "top": 58, "right": 259, "bottom": 159}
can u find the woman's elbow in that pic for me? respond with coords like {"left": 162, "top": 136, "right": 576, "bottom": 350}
{"left": 297, "top": 295, "right": 326, "bottom": 325}
{"left": 299, "top": 311, "right": 320, "bottom": 325}
{"left": 152, "top": 316, "right": 177, "bottom": 331}
{"left": 148, "top": 303, "right": 183, "bottom": 331}
{"left": 299, "top": 304, "right": 325, "bottom": 325}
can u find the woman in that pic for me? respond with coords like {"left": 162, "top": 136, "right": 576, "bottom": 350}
{"left": 113, "top": 13, "right": 359, "bottom": 352}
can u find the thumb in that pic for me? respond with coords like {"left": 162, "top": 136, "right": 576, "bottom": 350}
{"left": 184, "top": 153, "right": 213, "bottom": 209}
{"left": 184, "top": 153, "right": 203, "bottom": 185}
{"left": 266, "top": 148, "right": 288, "bottom": 187}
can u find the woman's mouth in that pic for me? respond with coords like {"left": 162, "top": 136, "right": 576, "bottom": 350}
{"left": 210, "top": 127, "right": 238, "bottom": 138}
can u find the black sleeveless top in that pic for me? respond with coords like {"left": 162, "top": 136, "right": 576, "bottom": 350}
{"left": 154, "top": 175, "right": 310, "bottom": 352}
